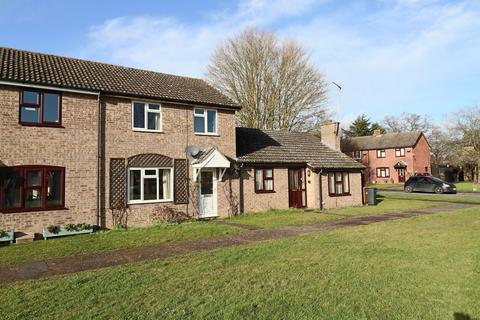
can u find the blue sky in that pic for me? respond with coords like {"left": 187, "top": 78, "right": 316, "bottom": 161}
{"left": 1, "top": 0, "right": 479, "bottom": 125}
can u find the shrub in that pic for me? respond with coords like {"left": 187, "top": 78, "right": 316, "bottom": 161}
{"left": 0, "top": 230, "right": 8, "bottom": 238}
{"left": 47, "top": 225, "right": 60, "bottom": 234}
{"left": 152, "top": 205, "right": 193, "bottom": 223}
{"left": 76, "top": 223, "right": 92, "bottom": 231}
{"left": 64, "top": 224, "right": 78, "bottom": 232}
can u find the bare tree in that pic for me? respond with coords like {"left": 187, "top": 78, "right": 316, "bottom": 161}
{"left": 429, "top": 125, "right": 456, "bottom": 165}
{"left": 452, "top": 106, "right": 480, "bottom": 183}
{"left": 206, "top": 28, "right": 328, "bottom": 131}
{"left": 382, "top": 112, "right": 434, "bottom": 135}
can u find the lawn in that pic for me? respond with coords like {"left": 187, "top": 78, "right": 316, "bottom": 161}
{"left": 380, "top": 191, "right": 480, "bottom": 204}
{"left": 1, "top": 206, "right": 478, "bottom": 319}
{"left": 226, "top": 198, "right": 447, "bottom": 229}
{"left": 0, "top": 222, "right": 240, "bottom": 266}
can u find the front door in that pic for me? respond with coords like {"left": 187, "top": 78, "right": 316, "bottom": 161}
{"left": 199, "top": 169, "right": 217, "bottom": 218}
{"left": 397, "top": 168, "right": 406, "bottom": 183}
{"left": 288, "top": 168, "right": 306, "bottom": 208}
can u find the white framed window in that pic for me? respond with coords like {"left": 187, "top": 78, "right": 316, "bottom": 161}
{"left": 132, "top": 101, "right": 162, "bottom": 132}
{"left": 128, "top": 167, "right": 173, "bottom": 204}
{"left": 376, "top": 149, "right": 386, "bottom": 158}
{"left": 376, "top": 167, "right": 390, "bottom": 178}
{"left": 352, "top": 151, "right": 362, "bottom": 159}
{"left": 395, "top": 148, "right": 405, "bottom": 157}
{"left": 194, "top": 108, "right": 217, "bottom": 134}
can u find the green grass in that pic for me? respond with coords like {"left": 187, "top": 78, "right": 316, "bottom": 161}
{"left": 368, "top": 183, "right": 403, "bottom": 190}
{"left": 1, "top": 206, "right": 479, "bottom": 319}
{"left": 370, "top": 182, "right": 480, "bottom": 193}
{"left": 226, "top": 198, "right": 447, "bottom": 229}
{"left": 0, "top": 222, "right": 240, "bottom": 266}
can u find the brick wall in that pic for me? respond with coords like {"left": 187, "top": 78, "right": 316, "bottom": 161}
{"left": 102, "top": 97, "right": 237, "bottom": 227}
{"left": 0, "top": 85, "right": 99, "bottom": 233}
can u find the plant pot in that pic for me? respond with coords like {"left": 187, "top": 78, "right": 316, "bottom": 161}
{"left": 43, "top": 226, "right": 93, "bottom": 240}
{"left": 0, "top": 231, "right": 14, "bottom": 244}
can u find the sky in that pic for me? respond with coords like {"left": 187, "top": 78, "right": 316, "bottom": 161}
{"left": 0, "top": 0, "right": 479, "bottom": 125}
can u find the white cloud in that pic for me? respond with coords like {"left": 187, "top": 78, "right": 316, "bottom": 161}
{"left": 81, "top": 0, "right": 480, "bottom": 123}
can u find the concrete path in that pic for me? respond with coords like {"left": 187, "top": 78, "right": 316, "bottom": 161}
{"left": 0, "top": 203, "right": 474, "bottom": 285}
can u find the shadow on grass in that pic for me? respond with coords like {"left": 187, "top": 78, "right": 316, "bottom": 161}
{"left": 453, "top": 312, "right": 475, "bottom": 320}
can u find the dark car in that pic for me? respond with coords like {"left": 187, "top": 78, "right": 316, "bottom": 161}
{"left": 404, "top": 176, "right": 457, "bottom": 194}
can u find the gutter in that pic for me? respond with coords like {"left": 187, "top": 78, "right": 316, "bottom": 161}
{"left": 318, "top": 169, "right": 323, "bottom": 210}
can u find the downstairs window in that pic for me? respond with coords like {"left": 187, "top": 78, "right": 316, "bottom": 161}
{"left": 328, "top": 172, "right": 350, "bottom": 196}
{"left": 128, "top": 168, "right": 173, "bottom": 204}
{"left": 0, "top": 166, "right": 65, "bottom": 212}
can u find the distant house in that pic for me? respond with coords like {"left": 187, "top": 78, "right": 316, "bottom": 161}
{"left": 341, "top": 130, "right": 431, "bottom": 184}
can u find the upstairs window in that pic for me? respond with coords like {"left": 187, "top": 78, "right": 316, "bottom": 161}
{"left": 0, "top": 166, "right": 65, "bottom": 212}
{"left": 352, "top": 151, "right": 362, "bottom": 159}
{"left": 395, "top": 148, "right": 405, "bottom": 157}
{"left": 255, "top": 169, "right": 274, "bottom": 193}
{"left": 20, "top": 90, "right": 61, "bottom": 126}
{"left": 376, "top": 149, "right": 386, "bottom": 158}
{"left": 132, "top": 102, "right": 161, "bottom": 132}
{"left": 194, "top": 108, "right": 217, "bottom": 134}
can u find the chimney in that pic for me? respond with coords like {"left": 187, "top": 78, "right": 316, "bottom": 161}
{"left": 373, "top": 129, "right": 382, "bottom": 137}
{"left": 320, "top": 120, "right": 341, "bottom": 151}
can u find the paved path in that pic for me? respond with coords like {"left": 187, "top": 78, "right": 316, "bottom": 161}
{"left": 0, "top": 203, "right": 474, "bottom": 285}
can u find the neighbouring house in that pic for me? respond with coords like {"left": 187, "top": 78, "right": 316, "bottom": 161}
{"left": 341, "top": 130, "right": 431, "bottom": 184}
{"left": 236, "top": 121, "right": 365, "bottom": 212}
{"left": 0, "top": 47, "right": 364, "bottom": 235}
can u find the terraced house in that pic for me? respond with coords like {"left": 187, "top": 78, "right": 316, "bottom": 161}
{"left": 0, "top": 47, "right": 364, "bottom": 237}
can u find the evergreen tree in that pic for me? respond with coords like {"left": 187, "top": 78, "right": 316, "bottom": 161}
{"left": 346, "top": 114, "right": 384, "bottom": 137}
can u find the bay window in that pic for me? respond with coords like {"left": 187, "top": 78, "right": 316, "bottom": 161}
{"left": 132, "top": 102, "right": 162, "bottom": 132}
{"left": 328, "top": 172, "right": 350, "bottom": 196}
{"left": 128, "top": 168, "right": 173, "bottom": 204}
{"left": 20, "top": 89, "right": 61, "bottom": 126}
{"left": 194, "top": 108, "right": 217, "bottom": 134}
{"left": 255, "top": 169, "right": 274, "bottom": 193}
{"left": 0, "top": 166, "right": 65, "bottom": 212}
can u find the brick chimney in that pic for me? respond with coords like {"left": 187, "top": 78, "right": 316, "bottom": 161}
{"left": 373, "top": 129, "right": 382, "bottom": 137}
{"left": 320, "top": 120, "right": 341, "bottom": 151}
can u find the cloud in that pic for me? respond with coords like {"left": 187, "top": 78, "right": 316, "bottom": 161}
{"left": 81, "top": 0, "right": 480, "bottom": 122}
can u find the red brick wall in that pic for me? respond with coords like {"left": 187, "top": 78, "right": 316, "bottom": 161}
{"left": 349, "top": 134, "right": 431, "bottom": 184}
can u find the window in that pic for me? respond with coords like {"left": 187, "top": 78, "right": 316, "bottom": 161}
{"left": 376, "top": 149, "right": 386, "bottom": 158}
{"left": 376, "top": 167, "right": 390, "bottom": 178}
{"left": 352, "top": 151, "right": 362, "bottom": 159}
{"left": 194, "top": 108, "right": 217, "bottom": 134}
{"left": 395, "top": 148, "right": 405, "bottom": 157}
{"left": 132, "top": 102, "right": 161, "bottom": 132}
{"left": 0, "top": 166, "right": 65, "bottom": 212}
{"left": 128, "top": 168, "right": 173, "bottom": 204}
{"left": 328, "top": 172, "right": 350, "bottom": 196}
{"left": 20, "top": 89, "right": 61, "bottom": 126}
{"left": 255, "top": 169, "right": 274, "bottom": 193}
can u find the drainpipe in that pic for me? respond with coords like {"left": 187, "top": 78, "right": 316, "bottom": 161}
{"left": 318, "top": 169, "right": 323, "bottom": 210}
{"left": 96, "top": 92, "right": 103, "bottom": 227}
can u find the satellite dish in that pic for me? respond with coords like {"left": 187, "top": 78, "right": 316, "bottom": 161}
{"left": 185, "top": 145, "right": 201, "bottom": 157}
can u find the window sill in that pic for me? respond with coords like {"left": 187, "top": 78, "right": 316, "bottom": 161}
{"left": 20, "top": 122, "right": 64, "bottom": 128}
{"left": 128, "top": 199, "right": 173, "bottom": 205}
{"left": 132, "top": 128, "right": 163, "bottom": 133}
{"left": 328, "top": 193, "right": 352, "bottom": 197}
{"left": 194, "top": 132, "right": 219, "bottom": 137}
{"left": 1, "top": 207, "right": 68, "bottom": 214}
{"left": 255, "top": 190, "right": 276, "bottom": 194}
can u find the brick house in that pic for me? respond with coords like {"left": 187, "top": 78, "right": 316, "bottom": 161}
{"left": 341, "top": 130, "right": 431, "bottom": 184}
{"left": 236, "top": 122, "right": 364, "bottom": 212}
{"left": 0, "top": 47, "right": 364, "bottom": 235}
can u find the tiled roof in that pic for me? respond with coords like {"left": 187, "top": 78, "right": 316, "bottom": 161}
{"left": 341, "top": 131, "right": 423, "bottom": 152}
{"left": 236, "top": 128, "right": 364, "bottom": 170}
{"left": 0, "top": 47, "right": 239, "bottom": 109}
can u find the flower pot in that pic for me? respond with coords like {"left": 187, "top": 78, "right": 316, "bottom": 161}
{"left": 0, "top": 231, "right": 14, "bottom": 244}
{"left": 43, "top": 225, "right": 93, "bottom": 240}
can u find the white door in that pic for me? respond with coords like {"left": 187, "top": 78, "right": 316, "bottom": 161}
{"left": 199, "top": 169, "right": 217, "bottom": 218}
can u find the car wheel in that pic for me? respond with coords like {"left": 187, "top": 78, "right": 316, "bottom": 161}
{"left": 434, "top": 186, "right": 443, "bottom": 194}
{"left": 405, "top": 186, "right": 413, "bottom": 193}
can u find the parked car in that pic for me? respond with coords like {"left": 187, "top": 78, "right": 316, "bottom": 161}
{"left": 404, "top": 176, "right": 457, "bottom": 194}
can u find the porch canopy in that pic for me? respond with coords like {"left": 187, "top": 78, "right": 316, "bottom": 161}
{"left": 394, "top": 161, "right": 408, "bottom": 169}
{"left": 191, "top": 147, "right": 230, "bottom": 181}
